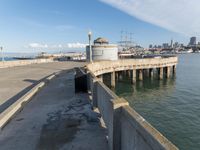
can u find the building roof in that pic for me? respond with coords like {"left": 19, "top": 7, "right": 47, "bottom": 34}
{"left": 94, "top": 37, "right": 109, "bottom": 44}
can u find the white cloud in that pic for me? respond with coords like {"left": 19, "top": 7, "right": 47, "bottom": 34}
{"left": 27, "top": 42, "right": 87, "bottom": 49}
{"left": 100, "top": 0, "right": 200, "bottom": 36}
{"left": 28, "top": 43, "right": 48, "bottom": 48}
{"left": 67, "top": 42, "right": 87, "bottom": 48}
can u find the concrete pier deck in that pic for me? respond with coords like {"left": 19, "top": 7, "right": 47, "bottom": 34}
{"left": 0, "top": 69, "right": 108, "bottom": 150}
{"left": 0, "top": 61, "right": 85, "bottom": 113}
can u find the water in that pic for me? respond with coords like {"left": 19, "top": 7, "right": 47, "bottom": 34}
{"left": 0, "top": 57, "right": 16, "bottom": 61}
{"left": 111, "top": 54, "right": 200, "bottom": 150}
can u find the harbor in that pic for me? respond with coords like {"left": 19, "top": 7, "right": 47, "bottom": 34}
{"left": 1, "top": 0, "right": 200, "bottom": 149}
{"left": 0, "top": 36, "right": 180, "bottom": 150}
{"left": 113, "top": 53, "right": 200, "bottom": 150}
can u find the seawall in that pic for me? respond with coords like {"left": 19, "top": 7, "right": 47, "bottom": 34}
{"left": 84, "top": 58, "right": 179, "bottom": 150}
{"left": 0, "top": 58, "right": 54, "bottom": 68}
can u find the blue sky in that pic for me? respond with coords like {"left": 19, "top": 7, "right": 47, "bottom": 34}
{"left": 0, "top": 0, "right": 195, "bottom": 53}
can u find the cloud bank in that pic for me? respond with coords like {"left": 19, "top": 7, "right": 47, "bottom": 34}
{"left": 28, "top": 42, "right": 87, "bottom": 49}
{"left": 100, "top": 0, "right": 200, "bottom": 36}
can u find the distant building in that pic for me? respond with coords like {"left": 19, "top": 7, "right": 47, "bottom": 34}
{"left": 157, "top": 45, "right": 162, "bottom": 48}
{"left": 162, "top": 43, "right": 169, "bottom": 49}
{"left": 149, "top": 44, "right": 153, "bottom": 48}
{"left": 180, "top": 43, "right": 184, "bottom": 48}
{"left": 170, "top": 39, "right": 173, "bottom": 48}
{"left": 86, "top": 37, "right": 118, "bottom": 61}
{"left": 189, "top": 37, "right": 196, "bottom": 46}
{"left": 174, "top": 42, "right": 179, "bottom": 48}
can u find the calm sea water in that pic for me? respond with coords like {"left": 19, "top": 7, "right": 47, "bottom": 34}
{"left": 111, "top": 54, "right": 200, "bottom": 150}
{"left": 0, "top": 57, "right": 16, "bottom": 61}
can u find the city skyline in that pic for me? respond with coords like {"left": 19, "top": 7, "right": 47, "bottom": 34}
{"left": 0, "top": 0, "right": 200, "bottom": 52}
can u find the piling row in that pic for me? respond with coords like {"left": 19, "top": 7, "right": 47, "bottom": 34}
{"left": 97, "top": 65, "right": 177, "bottom": 88}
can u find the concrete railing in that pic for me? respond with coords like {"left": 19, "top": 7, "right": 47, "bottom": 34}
{"left": 0, "top": 73, "right": 57, "bottom": 130}
{"left": 0, "top": 58, "right": 54, "bottom": 68}
{"left": 87, "top": 70, "right": 178, "bottom": 150}
{"left": 87, "top": 57, "right": 178, "bottom": 76}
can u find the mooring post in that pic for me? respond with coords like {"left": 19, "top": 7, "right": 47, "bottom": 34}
{"left": 159, "top": 67, "right": 163, "bottom": 80}
{"left": 139, "top": 69, "right": 143, "bottom": 81}
{"left": 132, "top": 69, "right": 136, "bottom": 83}
{"left": 167, "top": 66, "right": 171, "bottom": 78}
{"left": 173, "top": 65, "right": 176, "bottom": 74}
{"left": 128, "top": 70, "right": 131, "bottom": 78}
{"left": 111, "top": 71, "right": 115, "bottom": 88}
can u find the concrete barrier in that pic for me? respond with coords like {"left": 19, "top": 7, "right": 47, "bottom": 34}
{"left": 87, "top": 57, "right": 178, "bottom": 76}
{"left": 0, "top": 73, "right": 57, "bottom": 130}
{"left": 0, "top": 58, "right": 54, "bottom": 68}
{"left": 86, "top": 69, "right": 179, "bottom": 150}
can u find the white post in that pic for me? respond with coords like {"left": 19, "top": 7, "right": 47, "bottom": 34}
{"left": 88, "top": 31, "right": 92, "bottom": 62}
{"left": 0, "top": 46, "right": 4, "bottom": 62}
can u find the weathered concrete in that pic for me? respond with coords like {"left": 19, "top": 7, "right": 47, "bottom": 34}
{"left": 0, "top": 80, "right": 46, "bottom": 129}
{"left": 0, "top": 70, "right": 108, "bottom": 150}
{"left": 120, "top": 106, "right": 178, "bottom": 150}
{"left": 132, "top": 69, "right": 136, "bottom": 83}
{"left": 159, "top": 67, "right": 164, "bottom": 80}
{"left": 0, "top": 61, "right": 86, "bottom": 113}
{"left": 87, "top": 57, "right": 178, "bottom": 76}
{"left": 111, "top": 71, "right": 115, "bottom": 88}
{"left": 87, "top": 70, "right": 179, "bottom": 150}
{"left": 95, "top": 81, "right": 128, "bottom": 150}
{"left": 139, "top": 69, "right": 143, "bottom": 81}
{"left": 166, "top": 66, "right": 171, "bottom": 78}
{"left": 0, "top": 58, "right": 54, "bottom": 69}
{"left": 97, "top": 74, "right": 103, "bottom": 82}
{"left": 173, "top": 65, "right": 177, "bottom": 74}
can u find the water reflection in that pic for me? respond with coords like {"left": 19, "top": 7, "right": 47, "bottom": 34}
{"left": 103, "top": 72, "right": 176, "bottom": 102}
{"left": 102, "top": 54, "right": 200, "bottom": 150}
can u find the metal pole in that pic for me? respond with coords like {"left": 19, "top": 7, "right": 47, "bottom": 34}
{"left": 0, "top": 46, "right": 4, "bottom": 62}
{"left": 88, "top": 31, "right": 92, "bottom": 63}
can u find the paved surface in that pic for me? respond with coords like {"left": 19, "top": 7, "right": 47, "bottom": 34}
{"left": 0, "top": 70, "right": 108, "bottom": 150}
{"left": 0, "top": 61, "right": 86, "bottom": 112}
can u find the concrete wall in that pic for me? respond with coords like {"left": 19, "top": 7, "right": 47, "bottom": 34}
{"left": 86, "top": 45, "right": 118, "bottom": 61}
{"left": 0, "top": 58, "right": 54, "bottom": 68}
{"left": 87, "top": 71, "right": 179, "bottom": 150}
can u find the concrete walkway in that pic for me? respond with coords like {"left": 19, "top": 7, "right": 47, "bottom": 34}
{"left": 0, "top": 70, "right": 108, "bottom": 150}
{"left": 0, "top": 61, "right": 85, "bottom": 113}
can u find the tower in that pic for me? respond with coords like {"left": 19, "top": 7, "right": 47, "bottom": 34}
{"left": 170, "top": 39, "right": 173, "bottom": 48}
{"left": 189, "top": 37, "right": 196, "bottom": 46}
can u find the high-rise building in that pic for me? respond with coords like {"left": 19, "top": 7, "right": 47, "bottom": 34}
{"left": 149, "top": 44, "right": 153, "bottom": 48}
{"left": 170, "top": 39, "right": 173, "bottom": 48}
{"left": 189, "top": 37, "right": 196, "bottom": 46}
{"left": 163, "top": 43, "right": 169, "bottom": 49}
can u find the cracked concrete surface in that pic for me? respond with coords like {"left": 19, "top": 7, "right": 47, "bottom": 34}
{"left": 0, "top": 69, "right": 108, "bottom": 150}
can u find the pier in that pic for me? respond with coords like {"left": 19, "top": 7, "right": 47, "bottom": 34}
{"left": 86, "top": 56, "right": 179, "bottom": 150}
{"left": 87, "top": 56, "right": 178, "bottom": 88}
{"left": 0, "top": 61, "right": 109, "bottom": 150}
{"left": 0, "top": 56, "right": 179, "bottom": 150}
{"left": 0, "top": 61, "right": 85, "bottom": 111}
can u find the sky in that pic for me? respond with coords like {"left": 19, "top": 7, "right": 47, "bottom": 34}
{"left": 0, "top": 0, "right": 199, "bottom": 53}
